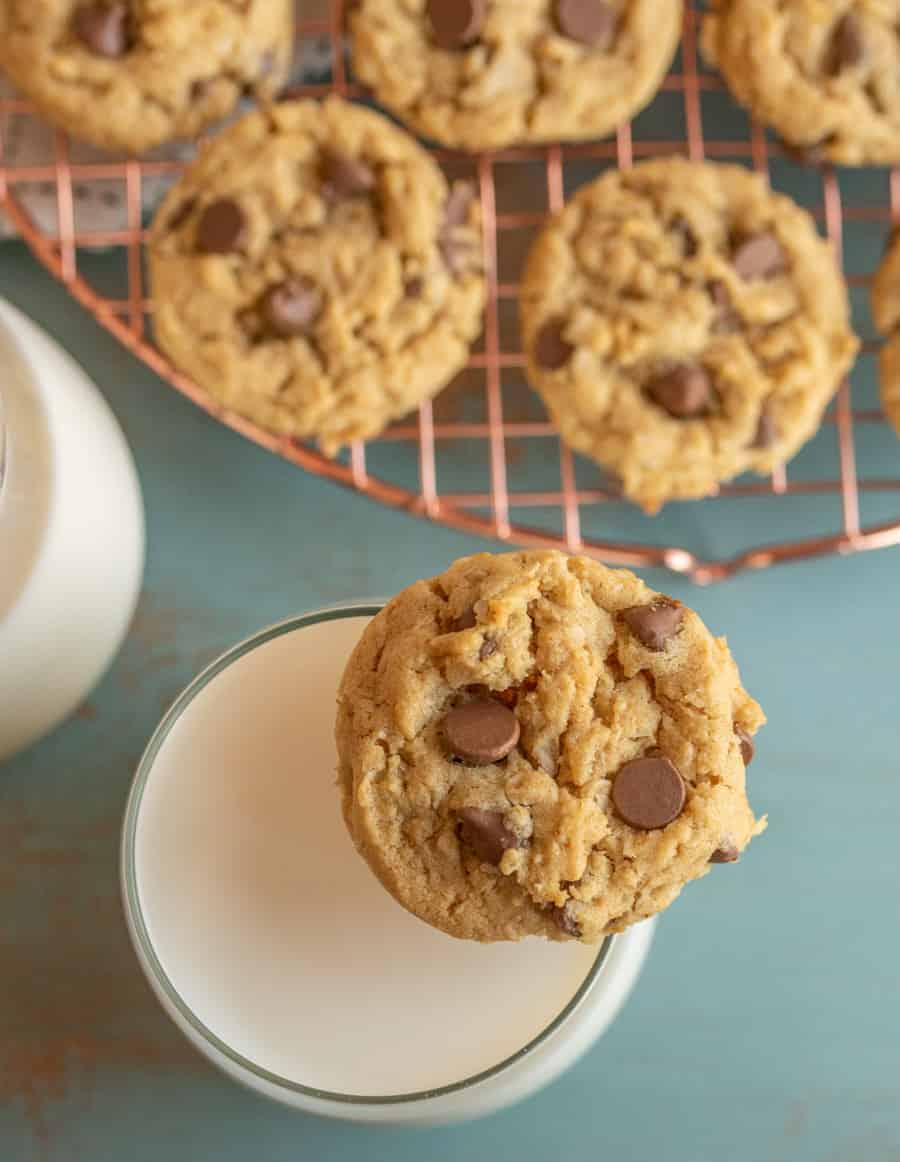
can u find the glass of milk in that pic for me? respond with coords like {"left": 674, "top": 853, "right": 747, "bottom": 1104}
{"left": 0, "top": 300, "right": 144, "bottom": 761}
{"left": 121, "top": 605, "right": 654, "bottom": 1123}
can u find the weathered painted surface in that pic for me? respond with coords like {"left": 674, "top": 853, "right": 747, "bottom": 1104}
{"left": 2, "top": 250, "right": 899, "bottom": 1162}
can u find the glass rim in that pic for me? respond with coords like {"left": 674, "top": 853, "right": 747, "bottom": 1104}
{"left": 121, "top": 602, "right": 613, "bottom": 1107}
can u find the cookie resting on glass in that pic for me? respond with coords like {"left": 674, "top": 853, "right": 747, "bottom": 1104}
{"left": 336, "top": 550, "right": 766, "bottom": 944}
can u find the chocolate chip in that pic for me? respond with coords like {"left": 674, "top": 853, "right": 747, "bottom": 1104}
{"left": 456, "top": 807, "right": 523, "bottom": 865}
{"left": 479, "top": 637, "right": 498, "bottom": 660}
{"left": 552, "top": 903, "right": 582, "bottom": 938}
{"left": 612, "top": 755, "right": 686, "bottom": 831}
{"left": 166, "top": 196, "right": 196, "bottom": 232}
{"left": 321, "top": 150, "right": 375, "bottom": 199}
{"left": 189, "top": 78, "right": 210, "bottom": 101}
{"left": 260, "top": 278, "right": 321, "bottom": 338}
{"left": 710, "top": 843, "right": 740, "bottom": 864}
{"left": 444, "top": 699, "right": 520, "bottom": 765}
{"left": 735, "top": 724, "right": 755, "bottom": 766}
{"left": 709, "top": 280, "right": 740, "bottom": 334}
{"left": 555, "top": 0, "right": 618, "bottom": 48}
{"left": 195, "top": 198, "right": 247, "bottom": 254}
{"left": 751, "top": 408, "right": 777, "bottom": 450}
{"left": 672, "top": 216, "right": 698, "bottom": 259}
{"left": 732, "top": 232, "right": 787, "bottom": 281}
{"left": 646, "top": 363, "right": 712, "bottom": 418}
{"left": 534, "top": 317, "right": 574, "bottom": 370}
{"left": 451, "top": 608, "right": 477, "bottom": 631}
{"left": 405, "top": 276, "right": 425, "bottom": 299}
{"left": 826, "top": 12, "right": 865, "bottom": 74}
{"left": 427, "top": 0, "right": 486, "bottom": 48}
{"left": 72, "top": 3, "right": 131, "bottom": 58}
{"left": 621, "top": 599, "right": 683, "bottom": 652}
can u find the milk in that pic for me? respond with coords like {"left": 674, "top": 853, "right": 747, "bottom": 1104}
{"left": 0, "top": 300, "right": 144, "bottom": 761}
{"left": 132, "top": 614, "right": 609, "bottom": 1096}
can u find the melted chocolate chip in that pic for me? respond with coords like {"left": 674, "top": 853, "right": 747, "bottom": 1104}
{"left": 555, "top": 0, "right": 617, "bottom": 48}
{"left": 195, "top": 198, "right": 247, "bottom": 254}
{"left": 826, "top": 12, "right": 865, "bottom": 75}
{"left": 72, "top": 3, "right": 131, "bottom": 58}
{"left": 646, "top": 363, "right": 712, "bottom": 418}
{"left": 452, "top": 607, "right": 478, "bottom": 631}
{"left": 443, "top": 699, "right": 520, "bottom": 765}
{"left": 534, "top": 317, "right": 574, "bottom": 370}
{"left": 321, "top": 150, "right": 375, "bottom": 199}
{"left": 612, "top": 755, "right": 686, "bottom": 831}
{"left": 456, "top": 807, "right": 523, "bottom": 865}
{"left": 735, "top": 724, "right": 755, "bottom": 766}
{"left": 259, "top": 278, "right": 321, "bottom": 338}
{"left": 621, "top": 599, "right": 683, "bottom": 651}
{"left": 427, "top": 0, "right": 486, "bottom": 48}
{"left": 553, "top": 903, "right": 582, "bottom": 938}
{"left": 673, "top": 216, "right": 699, "bottom": 259}
{"left": 710, "top": 843, "right": 740, "bottom": 864}
{"left": 479, "top": 637, "right": 498, "bottom": 660}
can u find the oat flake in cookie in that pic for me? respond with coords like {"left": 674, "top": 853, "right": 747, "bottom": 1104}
{"left": 148, "top": 98, "right": 485, "bottom": 454}
{"left": 0, "top": 1, "right": 293, "bottom": 154}
{"left": 520, "top": 159, "right": 858, "bottom": 513}
{"left": 870, "top": 228, "right": 900, "bottom": 437}
{"left": 703, "top": 1, "right": 900, "bottom": 167}
{"left": 350, "top": 0, "right": 682, "bottom": 151}
{"left": 336, "top": 551, "right": 767, "bottom": 944}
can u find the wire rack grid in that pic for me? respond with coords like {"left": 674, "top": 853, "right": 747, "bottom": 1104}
{"left": 2, "top": 0, "right": 900, "bottom": 583}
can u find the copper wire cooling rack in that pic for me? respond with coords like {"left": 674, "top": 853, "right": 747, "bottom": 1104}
{"left": 2, "top": 1, "right": 900, "bottom": 583}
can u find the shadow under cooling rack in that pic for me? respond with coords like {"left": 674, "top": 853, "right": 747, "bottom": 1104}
{"left": 1, "top": 0, "right": 900, "bottom": 582}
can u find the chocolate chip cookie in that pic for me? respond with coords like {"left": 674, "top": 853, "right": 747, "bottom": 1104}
{"left": 520, "top": 158, "right": 858, "bottom": 512}
{"left": 336, "top": 550, "right": 766, "bottom": 944}
{"left": 0, "top": 1, "right": 293, "bottom": 154}
{"left": 703, "top": 1, "right": 900, "bottom": 166}
{"left": 350, "top": 0, "right": 683, "bottom": 151}
{"left": 870, "top": 228, "right": 900, "bottom": 435}
{"left": 148, "top": 98, "right": 485, "bottom": 453}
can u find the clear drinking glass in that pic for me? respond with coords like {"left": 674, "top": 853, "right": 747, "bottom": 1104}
{"left": 121, "top": 605, "right": 655, "bottom": 1124}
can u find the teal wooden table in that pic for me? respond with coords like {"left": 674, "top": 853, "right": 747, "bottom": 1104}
{"left": 2, "top": 247, "right": 899, "bottom": 1162}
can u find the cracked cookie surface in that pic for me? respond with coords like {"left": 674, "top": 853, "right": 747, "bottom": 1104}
{"left": 350, "top": 0, "right": 682, "bottom": 151}
{"left": 520, "top": 158, "right": 858, "bottom": 513}
{"left": 870, "top": 228, "right": 900, "bottom": 435}
{"left": 703, "top": 0, "right": 900, "bottom": 166}
{"left": 147, "top": 97, "right": 485, "bottom": 453}
{"left": 336, "top": 550, "right": 766, "bottom": 944}
{"left": 0, "top": 0, "right": 293, "bottom": 154}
